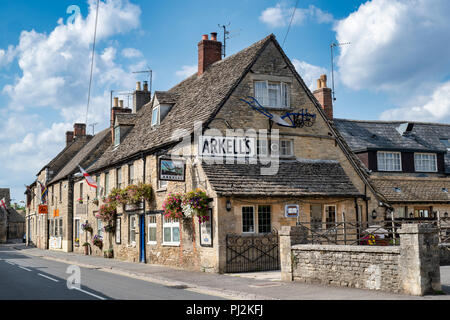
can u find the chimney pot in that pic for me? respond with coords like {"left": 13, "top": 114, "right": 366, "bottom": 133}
{"left": 114, "top": 97, "right": 119, "bottom": 108}
{"left": 202, "top": 34, "right": 209, "bottom": 40}
{"left": 119, "top": 100, "right": 124, "bottom": 108}
{"left": 313, "top": 75, "right": 333, "bottom": 120}
{"left": 211, "top": 32, "right": 218, "bottom": 41}
{"left": 136, "top": 82, "right": 141, "bottom": 91}
{"left": 73, "top": 123, "right": 86, "bottom": 138}
{"left": 143, "top": 81, "right": 148, "bottom": 92}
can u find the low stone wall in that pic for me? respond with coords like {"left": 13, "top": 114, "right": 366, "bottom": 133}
{"left": 280, "top": 224, "right": 441, "bottom": 296}
{"left": 290, "top": 245, "right": 401, "bottom": 292}
{"left": 440, "top": 244, "right": 450, "bottom": 265}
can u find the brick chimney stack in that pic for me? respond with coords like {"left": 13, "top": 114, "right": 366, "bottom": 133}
{"left": 313, "top": 74, "right": 333, "bottom": 120}
{"left": 198, "top": 33, "right": 222, "bottom": 76}
{"left": 66, "top": 131, "right": 74, "bottom": 146}
{"left": 73, "top": 123, "right": 86, "bottom": 138}
{"left": 133, "top": 81, "right": 151, "bottom": 113}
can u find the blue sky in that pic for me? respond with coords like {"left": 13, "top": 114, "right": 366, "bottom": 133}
{"left": 1, "top": 0, "right": 450, "bottom": 202}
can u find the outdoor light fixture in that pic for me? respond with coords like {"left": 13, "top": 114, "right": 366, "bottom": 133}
{"left": 226, "top": 199, "right": 232, "bottom": 212}
{"left": 371, "top": 209, "right": 377, "bottom": 219}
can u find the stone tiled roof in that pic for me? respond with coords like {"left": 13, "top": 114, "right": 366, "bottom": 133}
{"left": 202, "top": 160, "right": 362, "bottom": 197}
{"left": 6, "top": 208, "right": 25, "bottom": 223}
{"left": 49, "top": 129, "right": 111, "bottom": 184}
{"left": 0, "top": 189, "right": 10, "bottom": 206}
{"left": 371, "top": 177, "right": 450, "bottom": 203}
{"left": 334, "top": 119, "right": 450, "bottom": 173}
{"left": 154, "top": 91, "right": 177, "bottom": 105}
{"left": 116, "top": 113, "right": 136, "bottom": 126}
{"left": 88, "top": 35, "right": 274, "bottom": 172}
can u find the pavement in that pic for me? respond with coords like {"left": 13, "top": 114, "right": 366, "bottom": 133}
{"left": 7, "top": 242, "right": 450, "bottom": 300}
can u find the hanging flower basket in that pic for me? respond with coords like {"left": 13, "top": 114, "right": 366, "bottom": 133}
{"left": 92, "top": 235, "right": 103, "bottom": 250}
{"left": 96, "top": 201, "right": 117, "bottom": 227}
{"left": 81, "top": 222, "right": 93, "bottom": 233}
{"left": 182, "top": 189, "right": 210, "bottom": 224}
{"left": 77, "top": 198, "right": 84, "bottom": 204}
{"left": 104, "top": 223, "right": 115, "bottom": 233}
{"left": 92, "top": 198, "right": 99, "bottom": 206}
{"left": 163, "top": 193, "right": 184, "bottom": 220}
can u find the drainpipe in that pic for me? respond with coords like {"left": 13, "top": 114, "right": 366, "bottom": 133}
{"left": 365, "top": 184, "right": 369, "bottom": 229}
{"left": 140, "top": 152, "right": 147, "bottom": 263}
{"left": 67, "top": 176, "right": 74, "bottom": 252}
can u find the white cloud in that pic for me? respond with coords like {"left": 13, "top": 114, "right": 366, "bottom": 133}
{"left": 259, "top": 4, "right": 334, "bottom": 28}
{"left": 292, "top": 59, "right": 328, "bottom": 90}
{"left": 380, "top": 81, "right": 450, "bottom": 122}
{"left": 0, "top": 45, "right": 17, "bottom": 68}
{"left": 122, "top": 47, "right": 143, "bottom": 58}
{"left": 175, "top": 65, "right": 197, "bottom": 78}
{"left": 335, "top": 0, "right": 450, "bottom": 92}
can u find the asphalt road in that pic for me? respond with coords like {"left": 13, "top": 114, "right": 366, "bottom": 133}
{"left": 0, "top": 245, "right": 225, "bottom": 300}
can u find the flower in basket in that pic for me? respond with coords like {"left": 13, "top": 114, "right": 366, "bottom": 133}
{"left": 162, "top": 192, "right": 184, "bottom": 219}
{"left": 182, "top": 189, "right": 209, "bottom": 223}
{"left": 82, "top": 242, "right": 90, "bottom": 247}
{"left": 92, "top": 235, "right": 103, "bottom": 249}
{"left": 75, "top": 237, "right": 80, "bottom": 244}
{"left": 104, "top": 223, "right": 115, "bottom": 233}
{"left": 96, "top": 201, "right": 117, "bottom": 225}
{"left": 81, "top": 222, "right": 93, "bottom": 233}
{"left": 92, "top": 198, "right": 99, "bottom": 205}
{"left": 77, "top": 198, "right": 83, "bottom": 204}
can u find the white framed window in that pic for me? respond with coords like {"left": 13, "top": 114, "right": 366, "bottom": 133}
{"left": 116, "top": 168, "right": 122, "bottom": 189}
{"left": 105, "top": 172, "right": 110, "bottom": 195}
{"left": 114, "top": 126, "right": 120, "bottom": 147}
{"left": 163, "top": 216, "right": 180, "bottom": 245}
{"left": 254, "top": 81, "right": 290, "bottom": 108}
{"left": 128, "top": 164, "right": 135, "bottom": 185}
{"left": 325, "top": 205, "right": 337, "bottom": 229}
{"left": 257, "top": 139, "right": 269, "bottom": 157}
{"left": 129, "top": 215, "right": 137, "bottom": 244}
{"left": 148, "top": 215, "right": 157, "bottom": 244}
{"left": 280, "top": 140, "right": 294, "bottom": 157}
{"left": 97, "top": 218, "right": 103, "bottom": 239}
{"left": 242, "top": 206, "right": 255, "bottom": 233}
{"left": 115, "top": 217, "right": 121, "bottom": 244}
{"left": 74, "top": 218, "right": 80, "bottom": 245}
{"left": 414, "top": 153, "right": 437, "bottom": 172}
{"left": 151, "top": 106, "right": 160, "bottom": 126}
{"left": 377, "top": 152, "right": 402, "bottom": 171}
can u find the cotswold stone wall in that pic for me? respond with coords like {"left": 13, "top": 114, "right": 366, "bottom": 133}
{"left": 290, "top": 245, "right": 401, "bottom": 292}
{"left": 281, "top": 224, "right": 441, "bottom": 296}
{"left": 439, "top": 244, "right": 450, "bottom": 265}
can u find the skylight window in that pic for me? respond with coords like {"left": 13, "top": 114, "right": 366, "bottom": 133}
{"left": 394, "top": 187, "right": 401, "bottom": 193}
{"left": 442, "top": 188, "right": 448, "bottom": 193}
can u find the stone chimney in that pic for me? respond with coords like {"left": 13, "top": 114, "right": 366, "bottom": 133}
{"left": 66, "top": 131, "right": 74, "bottom": 146}
{"left": 133, "top": 81, "right": 151, "bottom": 113}
{"left": 73, "top": 123, "right": 86, "bottom": 138}
{"left": 313, "top": 74, "right": 333, "bottom": 120}
{"left": 198, "top": 32, "right": 222, "bottom": 76}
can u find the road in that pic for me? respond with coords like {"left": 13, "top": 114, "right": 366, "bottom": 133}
{"left": 0, "top": 245, "right": 225, "bottom": 300}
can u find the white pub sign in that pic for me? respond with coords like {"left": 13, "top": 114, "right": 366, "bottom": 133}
{"left": 198, "top": 136, "right": 256, "bottom": 158}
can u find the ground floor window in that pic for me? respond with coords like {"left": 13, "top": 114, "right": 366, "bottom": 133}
{"left": 74, "top": 219, "right": 80, "bottom": 246}
{"left": 242, "top": 205, "right": 272, "bottom": 234}
{"left": 258, "top": 205, "right": 271, "bottom": 233}
{"left": 163, "top": 216, "right": 179, "bottom": 245}
{"left": 148, "top": 215, "right": 157, "bottom": 244}
{"left": 242, "top": 206, "right": 255, "bottom": 233}
{"left": 115, "top": 217, "right": 121, "bottom": 244}
{"left": 129, "top": 215, "right": 137, "bottom": 244}
{"left": 325, "top": 205, "right": 337, "bottom": 228}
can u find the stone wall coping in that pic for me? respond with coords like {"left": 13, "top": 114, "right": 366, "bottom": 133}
{"left": 398, "top": 224, "right": 438, "bottom": 234}
{"left": 439, "top": 243, "right": 450, "bottom": 248}
{"left": 291, "top": 244, "right": 400, "bottom": 254}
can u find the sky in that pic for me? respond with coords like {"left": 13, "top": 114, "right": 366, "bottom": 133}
{"left": 1, "top": 0, "right": 450, "bottom": 203}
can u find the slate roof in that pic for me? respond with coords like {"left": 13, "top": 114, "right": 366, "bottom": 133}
{"left": 49, "top": 129, "right": 111, "bottom": 184}
{"left": 202, "top": 160, "right": 362, "bottom": 197}
{"left": 88, "top": 35, "right": 274, "bottom": 172}
{"left": 371, "top": 177, "right": 450, "bottom": 203}
{"left": 334, "top": 119, "right": 450, "bottom": 173}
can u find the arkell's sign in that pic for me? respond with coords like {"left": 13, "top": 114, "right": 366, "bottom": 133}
{"left": 199, "top": 136, "right": 256, "bottom": 158}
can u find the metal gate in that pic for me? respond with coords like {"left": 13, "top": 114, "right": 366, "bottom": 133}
{"left": 225, "top": 230, "right": 279, "bottom": 273}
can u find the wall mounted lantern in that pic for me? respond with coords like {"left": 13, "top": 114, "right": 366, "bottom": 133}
{"left": 371, "top": 209, "right": 377, "bottom": 219}
{"left": 226, "top": 199, "right": 232, "bottom": 212}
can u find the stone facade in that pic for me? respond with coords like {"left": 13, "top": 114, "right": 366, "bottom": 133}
{"left": 280, "top": 224, "right": 441, "bottom": 295}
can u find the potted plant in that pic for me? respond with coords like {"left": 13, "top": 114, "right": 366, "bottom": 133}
{"left": 104, "top": 248, "right": 114, "bottom": 259}
{"left": 182, "top": 189, "right": 210, "bottom": 223}
{"left": 92, "top": 235, "right": 103, "bottom": 250}
{"left": 77, "top": 198, "right": 83, "bottom": 204}
{"left": 162, "top": 192, "right": 184, "bottom": 220}
{"left": 104, "top": 223, "right": 115, "bottom": 233}
{"left": 81, "top": 222, "right": 93, "bottom": 233}
{"left": 92, "top": 198, "right": 99, "bottom": 206}
{"left": 82, "top": 242, "right": 90, "bottom": 255}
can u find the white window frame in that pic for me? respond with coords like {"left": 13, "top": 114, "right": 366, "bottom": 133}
{"left": 377, "top": 151, "right": 402, "bottom": 172}
{"left": 254, "top": 80, "right": 290, "bottom": 109}
{"left": 116, "top": 167, "right": 122, "bottom": 189}
{"left": 105, "top": 172, "right": 110, "bottom": 196}
{"left": 242, "top": 206, "right": 255, "bottom": 234}
{"left": 97, "top": 218, "right": 103, "bottom": 239}
{"left": 115, "top": 217, "right": 121, "bottom": 244}
{"left": 162, "top": 216, "right": 180, "bottom": 246}
{"left": 74, "top": 218, "right": 80, "bottom": 245}
{"left": 151, "top": 106, "right": 160, "bottom": 126}
{"left": 257, "top": 139, "right": 269, "bottom": 158}
{"left": 414, "top": 153, "right": 437, "bottom": 173}
{"left": 129, "top": 215, "right": 137, "bottom": 245}
{"left": 279, "top": 139, "right": 294, "bottom": 157}
{"left": 147, "top": 215, "right": 157, "bottom": 245}
{"left": 128, "top": 164, "right": 135, "bottom": 185}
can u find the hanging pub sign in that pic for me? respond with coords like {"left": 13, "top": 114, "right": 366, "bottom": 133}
{"left": 38, "top": 205, "right": 48, "bottom": 214}
{"left": 198, "top": 135, "right": 256, "bottom": 158}
{"left": 285, "top": 204, "right": 299, "bottom": 218}
{"left": 159, "top": 158, "right": 186, "bottom": 182}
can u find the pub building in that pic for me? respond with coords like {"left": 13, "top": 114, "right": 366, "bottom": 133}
{"left": 67, "top": 33, "right": 386, "bottom": 273}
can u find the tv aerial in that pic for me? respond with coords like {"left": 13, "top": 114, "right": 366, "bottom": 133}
{"left": 330, "top": 42, "right": 350, "bottom": 101}
{"left": 218, "top": 23, "right": 241, "bottom": 58}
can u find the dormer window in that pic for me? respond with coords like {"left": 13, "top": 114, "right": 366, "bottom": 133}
{"left": 414, "top": 153, "right": 437, "bottom": 172}
{"left": 152, "top": 106, "right": 160, "bottom": 127}
{"left": 254, "top": 81, "right": 290, "bottom": 108}
{"left": 377, "top": 151, "right": 402, "bottom": 171}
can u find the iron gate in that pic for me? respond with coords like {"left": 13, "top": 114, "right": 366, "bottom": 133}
{"left": 225, "top": 230, "right": 280, "bottom": 273}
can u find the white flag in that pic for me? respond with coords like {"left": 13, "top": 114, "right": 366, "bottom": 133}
{"left": 78, "top": 166, "right": 97, "bottom": 189}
